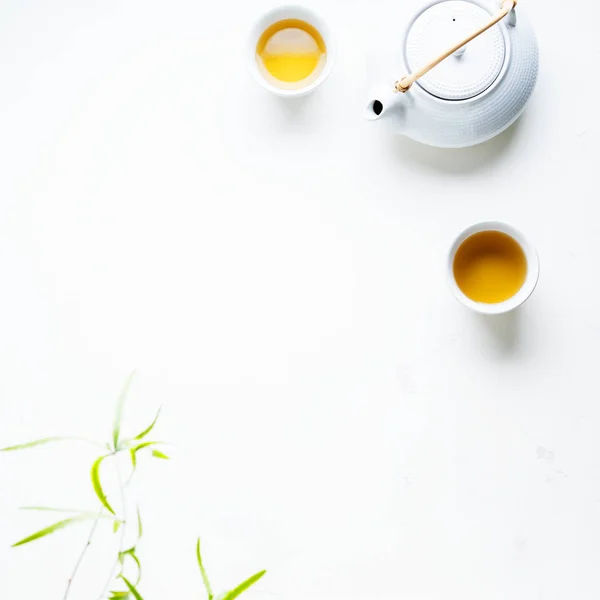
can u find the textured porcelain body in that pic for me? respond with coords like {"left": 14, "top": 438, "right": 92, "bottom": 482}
{"left": 365, "top": 0, "right": 539, "bottom": 148}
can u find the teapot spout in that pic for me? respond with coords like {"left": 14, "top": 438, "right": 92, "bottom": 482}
{"left": 364, "top": 85, "right": 407, "bottom": 121}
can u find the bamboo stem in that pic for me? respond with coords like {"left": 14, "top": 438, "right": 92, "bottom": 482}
{"left": 62, "top": 512, "right": 103, "bottom": 600}
{"left": 395, "top": 0, "right": 516, "bottom": 93}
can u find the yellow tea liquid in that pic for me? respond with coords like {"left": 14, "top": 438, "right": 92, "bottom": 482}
{"left": 256, "top": 19, "right": 326, "bottom": 88}
{"left": 453, "top": 231, "right": 527, "bottom": 303}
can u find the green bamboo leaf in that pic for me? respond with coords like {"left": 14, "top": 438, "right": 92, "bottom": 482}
{"left": 113, "top": 520, "right": 122, "bottom": 534}
{"left": 125, "top": 548, "right": 142, "bottom": 585}
{"left": 151, "top": 449, "right": 170, "bottom": 460}
{"left": 221, "top": 571, "right": 266, "bottom": 600}
{"left": 109, "top": 593, "right": 129, "bottom": 599}
{"left": 137, "top": 507, "right": 143, "bottom": 539}
{"left": 132, "top": 555, "right": 142, "bottom": 586}
{"left": 126, "top": 441, "right": 163, "bottom": 468}
{"left": 12, "top": 515, "right": 94, "bottom": 547}
{"left": 121, "top": 575, "right": 144, "bottom": 600}
{"left": 91, "top": 455, "right": 114, "bottom": 515}
{"left": 133, "top": 407, "right": 162, "bottom": 440}
{"left": 196, "top": 538, "right": 214, "bottom": 600}
{"left": 113, "top": 371, "right": 135, "bottom": 451}
{"left": 2, "top": 437, "right": 81, "bottom": 451}
{"left": 20, "top": 507, "right": 115, "bottom": 521}
{"left": 130, "top": 441, "right": 162, "bottom": 452}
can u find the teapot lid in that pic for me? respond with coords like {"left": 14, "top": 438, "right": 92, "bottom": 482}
{"left": 405, "top": 0, "right": 506, "bottom": 100}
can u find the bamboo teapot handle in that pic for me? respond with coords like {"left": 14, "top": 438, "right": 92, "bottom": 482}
{"left": 394, "top": 0, "right": 517, "bottom": 93}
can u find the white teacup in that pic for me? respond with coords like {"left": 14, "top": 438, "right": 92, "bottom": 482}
{"left": 247, "top": 5, "right": 336, "bottom": 98}
{"left": 448, "top": 221, "right": 540, "bottom": 315}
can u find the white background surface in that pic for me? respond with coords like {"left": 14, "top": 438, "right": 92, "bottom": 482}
{"left": 1, "top": 0, "right": 599, "bottom": 599}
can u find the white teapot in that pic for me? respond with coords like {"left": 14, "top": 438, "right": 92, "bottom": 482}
{"left": 365, "top": 0, "right": 538, "bottom": 148}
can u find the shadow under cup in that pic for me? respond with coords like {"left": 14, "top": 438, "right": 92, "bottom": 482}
{"left": 448, "top": 222, "right": 539, "bottom": 315}
{"left": 247, "top": 5, "right": 336, "bottom": 98}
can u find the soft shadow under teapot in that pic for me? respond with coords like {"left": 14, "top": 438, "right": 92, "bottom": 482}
{"left": 365, "top": 0, "right": 538, "bottom": 148}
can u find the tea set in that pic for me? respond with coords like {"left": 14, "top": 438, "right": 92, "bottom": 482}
{"left": 248, "top": 0, "right": 540, "bottom": 314}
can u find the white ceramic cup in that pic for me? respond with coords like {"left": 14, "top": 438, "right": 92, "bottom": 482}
{"left": 448, "top": 221, "right": 540, "bottom": 315}
{"left": 247, "top": 5, "right": 336, "bottom": 98}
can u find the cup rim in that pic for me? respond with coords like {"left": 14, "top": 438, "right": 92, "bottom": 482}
{"left": 447, "top": 221, "right": 540, "bottom": 315}
{"left": 246, "top": 4, "right": 336, "bottom": 98}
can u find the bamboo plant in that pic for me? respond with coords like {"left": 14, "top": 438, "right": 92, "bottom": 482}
{"left": 1, "top": 373, "right": 266, "bottom": 600}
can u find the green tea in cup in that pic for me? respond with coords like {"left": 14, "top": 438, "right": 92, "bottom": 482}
{"left": 256, "top": 18, "right": 327, "bottom": 89}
